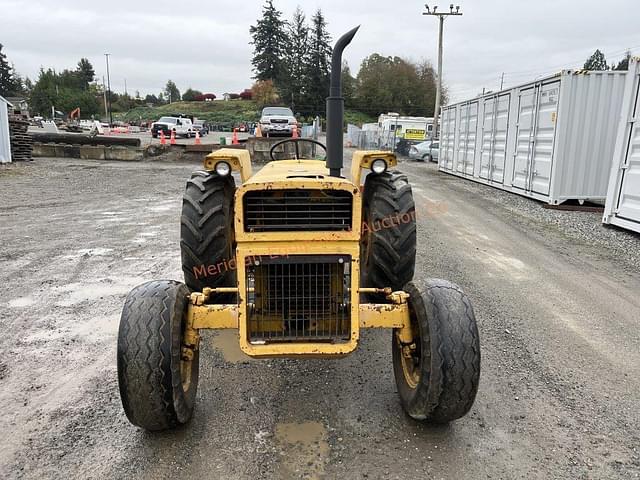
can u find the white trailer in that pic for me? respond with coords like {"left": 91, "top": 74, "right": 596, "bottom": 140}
{"left": 377, "top": 113, "right": 434, "bottom": 146}
{"left": 439, "top": 69, "right": 627, "bottom": 205}
{"left": 603, "top": 58, "right": 640, "bottom": 233}
{"left": 0, "top": 96, "right": 12, "bottom": 164}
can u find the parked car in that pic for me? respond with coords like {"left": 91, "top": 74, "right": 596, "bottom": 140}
{"left": 193, "top": 120, "right": 209, "bottom": 136}
{"left": 151, "top": 116, "right": 195, "bottom": 138}
{"left": 409, "top": 140, "right": 439, "bottom": 162}
{"left": 259, "top": 106, "right": 297, "bottom": 137}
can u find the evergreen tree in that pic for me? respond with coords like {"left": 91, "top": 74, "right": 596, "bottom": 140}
{"left": 0, "top": 43, "right": 23, "bottom": 96}
{"left": 281, "top": 6, "right": 309, "bottom": 111}
{"left": 583, "top": 49, "right": 608, "bottom": 71}
{"left": 164, "top": 80, "right": 180, "bottom": 102}
{"left": 612, "top": 51, "right": 631, "bottom": 71}
{"left": 76, "top": 58, "right": 95, "bottom": 89}
{"left": 249, "top": 0, "right": 288, "bottom": 84}
{"left": 341, "top": 61, "right": 356, "bottom": 108}
{"left": 302, "top": 9, "right": 332, "bottom": 115}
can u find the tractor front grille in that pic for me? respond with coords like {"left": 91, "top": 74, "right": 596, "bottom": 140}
{"left": 246, "top": 255, "right": 351, "bottom": 343}
{"left": 243, "top": 189, "right": 353, "bottom": 232}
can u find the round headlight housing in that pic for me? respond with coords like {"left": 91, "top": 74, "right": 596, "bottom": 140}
{"left": 371, "top": 158, "right": 387, "bottom": 174}
{"left": 215, "top": 161, "right": 231, "bottom": 177}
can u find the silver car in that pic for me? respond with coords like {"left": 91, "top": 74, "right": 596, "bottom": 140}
{"left": 408, "top": 140, "right": 439, "bottom": 162}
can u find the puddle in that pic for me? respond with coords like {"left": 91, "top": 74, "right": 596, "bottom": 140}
{"left": 8, "top": 296, "right": 35, "bottom": 308}
{"left": 211, "top": 330, "right": 252, "bottom": 363}
{"left": 76, "top": 248, "right": 113, "bottom": 257}
{"left": 274, "top": 422, "right": 330, "bottom": 480}
{"left": 54, "top": 277, "right": 145, "bottom": 307}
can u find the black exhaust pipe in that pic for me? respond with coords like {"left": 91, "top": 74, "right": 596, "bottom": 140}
{"left": 326, "top": 26, "right": 360, "bottom": 177}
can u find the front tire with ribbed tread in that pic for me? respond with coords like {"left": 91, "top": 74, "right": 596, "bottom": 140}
{"left": 117, "top": 280, "right": 199, "bottom": 431}
{"left": 361, "top": 171, "right": 417, "bottom": 294}
{"left": 393, "top": 279, "right": 481, "bottom": 423}
{"left": 180, "top": 171, "right": 235, "bottom": 293}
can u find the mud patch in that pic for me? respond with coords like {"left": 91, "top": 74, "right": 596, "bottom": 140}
{"left": 274, "top": 422, "right": 329, "bottom": 480}
{"left": 210, "top": 330, "right": 252, "bottom": 363}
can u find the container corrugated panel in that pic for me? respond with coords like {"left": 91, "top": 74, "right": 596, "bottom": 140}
{"left": 438, "top": 70, "right": 628, "bottom": 204}
{"left": 0, "top": 96, "right": 12, "bottom": 164}
{"left": 603, "top": 58, "right": 640, "bottom": 233}
{"left": 439, "top": 105, "right": 457, "bottom": 171}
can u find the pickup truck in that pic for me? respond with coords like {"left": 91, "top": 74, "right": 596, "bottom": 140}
{"left": 259, "top": 107, "right": 297, "bottom": 137}
{"left": 151, "top": 116, "right": 195, "bottom": 138}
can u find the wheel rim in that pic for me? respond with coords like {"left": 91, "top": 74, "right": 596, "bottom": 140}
{"left": 398, "top": 307, "right": 424, "bottom": 389}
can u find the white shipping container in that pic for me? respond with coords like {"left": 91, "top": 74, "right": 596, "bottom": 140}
{"left": 0, "top": 96, "right": 12, "bottom": 164}
{"left": 439, "top": 69, "right": 627, "bottom": 205}
{"left": 603, "top": 58, "right": 640, "bottom": 233}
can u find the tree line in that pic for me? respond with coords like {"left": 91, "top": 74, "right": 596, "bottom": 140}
{"left": 583, "top": 49, "right": 632, "bottom": 71}
{"left": 249, "top": 1, "right": 441, "bottom": 119}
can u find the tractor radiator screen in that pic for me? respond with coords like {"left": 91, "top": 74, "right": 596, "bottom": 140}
{"left": 246, "top": 255, "right": 351, "bottom": 343}
{"left": 243, "top": 189, "right": 353, "bottom": 232}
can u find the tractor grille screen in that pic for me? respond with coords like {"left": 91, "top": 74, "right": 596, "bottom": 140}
{"left": 243, "top": 189, "right": 353, "bottom": 232}
{"left": 246, "top": 255, "right": 351, "bottom": 343}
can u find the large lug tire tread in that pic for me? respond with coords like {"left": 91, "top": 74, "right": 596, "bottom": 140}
{"left": 117, "top": 280, "right": 199, "bottom": 431}
{"left": 393, "top": 279, "right": 481, "bottom": 423}
{"left": 180, "top": 171, "right": 235, "bottom": 293}
{"left": 361, "top": 171, "right": 417, "bottom": 294}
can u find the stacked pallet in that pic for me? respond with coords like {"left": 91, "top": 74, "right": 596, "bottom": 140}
{"left": 8, "top": 115, "right": 33, "bottom": 162}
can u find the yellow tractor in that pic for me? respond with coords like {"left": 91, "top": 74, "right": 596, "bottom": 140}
{"left": 117, "top": 27, "right": 480, "bottom": 431}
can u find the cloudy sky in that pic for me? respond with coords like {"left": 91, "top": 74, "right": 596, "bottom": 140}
{"left": 1, "top": 0, "right": 638, "bottom": 103}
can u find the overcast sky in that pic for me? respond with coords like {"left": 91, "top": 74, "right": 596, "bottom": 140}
{"left": 1, "top": 0, "right": 639, "bottom": 103}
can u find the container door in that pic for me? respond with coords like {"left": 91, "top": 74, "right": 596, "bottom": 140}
{"left": 530, "top": 81, "right": 559, "bottom": 195}
{"left": 479, "top": 97, "right": 495, "bottom": 180}
{"left": 490, "top": 93, "right": 510, "bottom": 184}
{"left": 456, "top": 103, "right": 468, "bottom": 174}
{"left": 441, "top": 108, "right": 456, "bottom": 170}
{"left": 456, "top": 102, "right": 478, "bottom": 176}
{"left": 512, "top": 86, "right": 537, "bottom": 190}
{"left": 616, "top": 78, "right": 640, "bottom": 222}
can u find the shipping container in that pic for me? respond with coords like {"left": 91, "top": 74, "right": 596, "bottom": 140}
{"left": 603, "top": 58, "right": 640, "bottom": 233}
{"left": 439, "top": 69, "right": 627, "bottom": 205}
{"left": 0, "top": 96, "right": 12, "bottom": 164}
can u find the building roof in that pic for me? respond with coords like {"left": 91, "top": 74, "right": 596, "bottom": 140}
{"left": 0, "top": 95, "right": 13, "bottom": 107}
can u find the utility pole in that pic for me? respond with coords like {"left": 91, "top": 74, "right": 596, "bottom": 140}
{"left": 500, "top": 72, "right": 505, "bottom": 90}
{"left": 124, "top": 78, "right": 127, "bottom": 96}
{"left": 104, "top": 53, "right": 113, "bottom": 126}
{"left": 102, "top": 76, "right": 108, "bottom": 119}
{"left": 423, "top": 4, "right": 462, "bottom": 139}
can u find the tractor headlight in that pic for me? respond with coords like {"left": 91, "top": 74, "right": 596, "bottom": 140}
{"left": 371, "top": 158, "right": 388, "bottom": 174}
{"left": 215, "top": 161, "right": 231, "bottom": 177}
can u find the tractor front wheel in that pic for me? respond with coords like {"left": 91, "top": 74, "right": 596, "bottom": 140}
{"left": 393, "top": 279, "right": 480, "bottom": 423}
{"left": 117, "top": 280, "right": 199, "bottom": 431}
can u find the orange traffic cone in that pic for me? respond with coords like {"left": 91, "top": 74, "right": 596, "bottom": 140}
{"left": 292, "top": 125, "right": 299, "bottom": 139}
{"left": 195, "top": 130, "right": 201, "bottom": 145}
{"left": 255, "top": 124, "right": 262, "bottom": 138}
{"left": 170, "top": 130, "right": 176, "bottom": 145}
{"left": 232, "top": 128, "right": 239, "bottom": 145}
{"left": 160, "top": 130, "right": 166, "bottom": 145}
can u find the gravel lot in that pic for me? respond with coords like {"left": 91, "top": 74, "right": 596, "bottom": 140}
{"left": 0, "top": 153, "right": 639, "bottom": 479}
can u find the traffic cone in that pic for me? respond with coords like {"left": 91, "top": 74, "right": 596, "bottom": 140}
{"left": 170, "top": 130, "right": 176, "bottom": 145}
{"left": 160, "top": 130, "right": 166, "bottom": 145}
{"left": 292, "top": 125, "right": 299, "bottom": 139}
{"left": 255, "top": 124, "right": 262, "bottom": 137}
{"left": 232, "top": 128, "right": 239, "bottom": 145}
{"left": 195, "top": 130, "right": 201, "bottom": 145}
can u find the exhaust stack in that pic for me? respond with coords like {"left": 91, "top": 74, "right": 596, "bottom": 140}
{"left": 326, "top": 26, "right": 360, "bottom": 177}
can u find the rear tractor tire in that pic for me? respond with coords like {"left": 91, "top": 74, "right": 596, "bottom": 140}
{"left": 361, "top": 171, "right": 417, "bottom": 297}
{"left": 180, "top": 171, "right": 236, "bottom": 294}
{"left": 393, "top": 279, "right": 481, "bottom": 423}
{"left": 117, "top": 280, "right": 199, "bottom": 431}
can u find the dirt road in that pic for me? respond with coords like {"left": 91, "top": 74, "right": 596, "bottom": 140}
{"left": 1, "top": 155, "right": 638, "bottom": 479}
